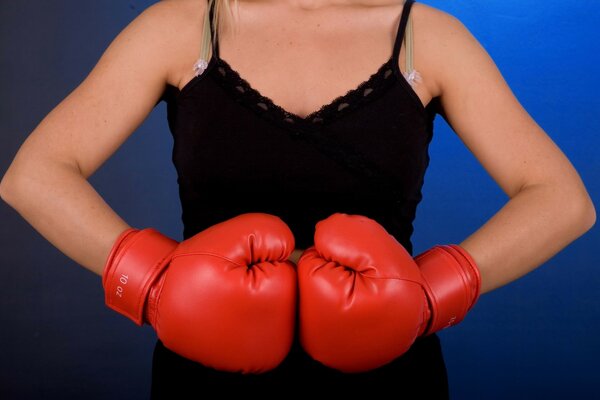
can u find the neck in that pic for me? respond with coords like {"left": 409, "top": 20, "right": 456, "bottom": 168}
{"left": 276, "top": 0, "right": 404, "bottom": 10}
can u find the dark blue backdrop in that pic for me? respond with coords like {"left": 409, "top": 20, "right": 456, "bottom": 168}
{"left": 1, "top": 1, "right": 598, "bottom": 398}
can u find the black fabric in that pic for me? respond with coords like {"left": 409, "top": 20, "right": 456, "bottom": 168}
{"left": 155, "top": 0, "right": 448, "bottom": 394}
{"left": 151, "top": 335, "right": 449, "bottom": 397}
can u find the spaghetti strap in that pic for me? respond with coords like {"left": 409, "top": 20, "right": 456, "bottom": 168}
{"left": 208, "top": 0, "right": 220, "bottom": 58}
{"left": 193, "top": 0, "right": 220, "bottom": 77}
{"left": 392, "top": 0, "right": 416, "bottom": 65}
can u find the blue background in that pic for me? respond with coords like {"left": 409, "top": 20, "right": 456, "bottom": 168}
{"left": 1, "top": 0, "right": 598, "bottom": 398}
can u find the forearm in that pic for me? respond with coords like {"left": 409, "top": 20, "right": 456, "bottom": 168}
{"left": 0, "top": 161, "right": 130, "bottom": 276}
{"left": 459, "top": 183, "right": 596, "bottom": 294}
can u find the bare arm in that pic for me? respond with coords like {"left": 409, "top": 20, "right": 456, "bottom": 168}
{"left": 0, "top": 1, "right": 202, "bottom": 276}
{"left": 414, "top": 5, "right": 596, "bottom": 294}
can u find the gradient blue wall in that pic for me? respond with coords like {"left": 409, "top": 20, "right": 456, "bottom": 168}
{"left": 1, "top": 1, "right": 598, "bottom": 398}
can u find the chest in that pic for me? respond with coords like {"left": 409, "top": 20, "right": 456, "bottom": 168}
{"left": 212, "top": 3, "right": 429, "bottom": 118}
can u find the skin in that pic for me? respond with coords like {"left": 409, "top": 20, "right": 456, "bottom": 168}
{"left": 0, "top": 0, "right": 595, "bottom": 295}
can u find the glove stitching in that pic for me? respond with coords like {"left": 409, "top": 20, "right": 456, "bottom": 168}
{"left": 142, "top": 252, "right": 173, "bottom": 327}
{"left": 438, "top": 246, "right": 471, "bottom": 324}
{"left": 171, "top": 251, "right": 247, "bottom": 268}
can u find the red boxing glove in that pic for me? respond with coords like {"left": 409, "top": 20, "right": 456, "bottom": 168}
{"left": 298, "top": 213, "right": 480, "bottom": 373}
{"left": 102, "top": 213, "right": 297, "bottom": 374}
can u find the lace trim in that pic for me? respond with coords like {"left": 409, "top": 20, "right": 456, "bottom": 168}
{"left": 210, "top": 56, "right": 400, "bottom": 127}
{"left": 200, "top": 56, "right": 411, "bottom": 198}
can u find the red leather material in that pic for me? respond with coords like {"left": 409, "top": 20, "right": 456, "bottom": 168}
{"left": 102, "top": 213, "right": 297, "bottom": 374}
{"left": 155, "top": 213, "right": 297, "bottom": 373}
{"left": 298, "top": 213, "right": 429, "bottom": 373}
{"left": 298, "top": 213, "right": 482, "bottom": 373}
{"left": 414, "top": 244, "right": 481, "bottom": 335}
{"left": 102, "top": 228, "right": 178, "bottom": 326}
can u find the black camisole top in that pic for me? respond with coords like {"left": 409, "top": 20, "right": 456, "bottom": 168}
{"left": 159, "top": 0, "right": 441, "bottom": 254}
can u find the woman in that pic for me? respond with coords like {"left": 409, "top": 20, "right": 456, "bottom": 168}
{"left": 0, "top": 0, "right": 595, "bottom": 397}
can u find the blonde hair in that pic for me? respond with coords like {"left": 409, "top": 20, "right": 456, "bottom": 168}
{"left": 195, "top": 0, "right": 238, "bottom": 75}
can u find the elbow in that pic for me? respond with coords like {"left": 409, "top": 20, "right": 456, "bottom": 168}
{"left": 0, "top": 148, "right": 27, "bottom": 205}
{"left": 0, "top": 165, "right": 28, "bottom": 207}
{"left": 571, "top": 192, "right": 596, "bottom": 235}
{"left": 542, "top": 179, "right": 597, "bottom": 238}
{"left": 582, "top": 197, "right": 596, "bottom": 231}
{"left": 0, "top": 171, "right": 16, "bottom": 206}
{"left": 0, "top": 174, "right": 26, "bottom": 210}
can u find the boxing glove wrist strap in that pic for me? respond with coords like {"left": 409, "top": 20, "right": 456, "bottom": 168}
{"left": 102, "top": 228, "right": 178, "bottom": 326}
{"left": 414, "top": 244, "right": 481, "bottom": 335}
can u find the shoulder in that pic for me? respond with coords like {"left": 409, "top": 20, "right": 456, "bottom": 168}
{"left": 410, "top": 2, "right": 465, "bottom": 29}
{"left": 409, "top": 2, "right": 483, "bottom": 97}
{"left": 124, "top": 0, "right": 204, "bottom": 42}
{"left": 141, "top": 0, "right": 205, "bottom": 23}
{"left": 411, "top": 1, "right": 469, "bottom": 42}
{"left": 133, "top": 0, "right": 207, "bottom": 88}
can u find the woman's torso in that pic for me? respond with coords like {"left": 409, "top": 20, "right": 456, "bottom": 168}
{"left": 152, "top": 0, "right": 448, "bottom": 395}
{"left": 161, "top": 0, "right": 441, "bottom": 252}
